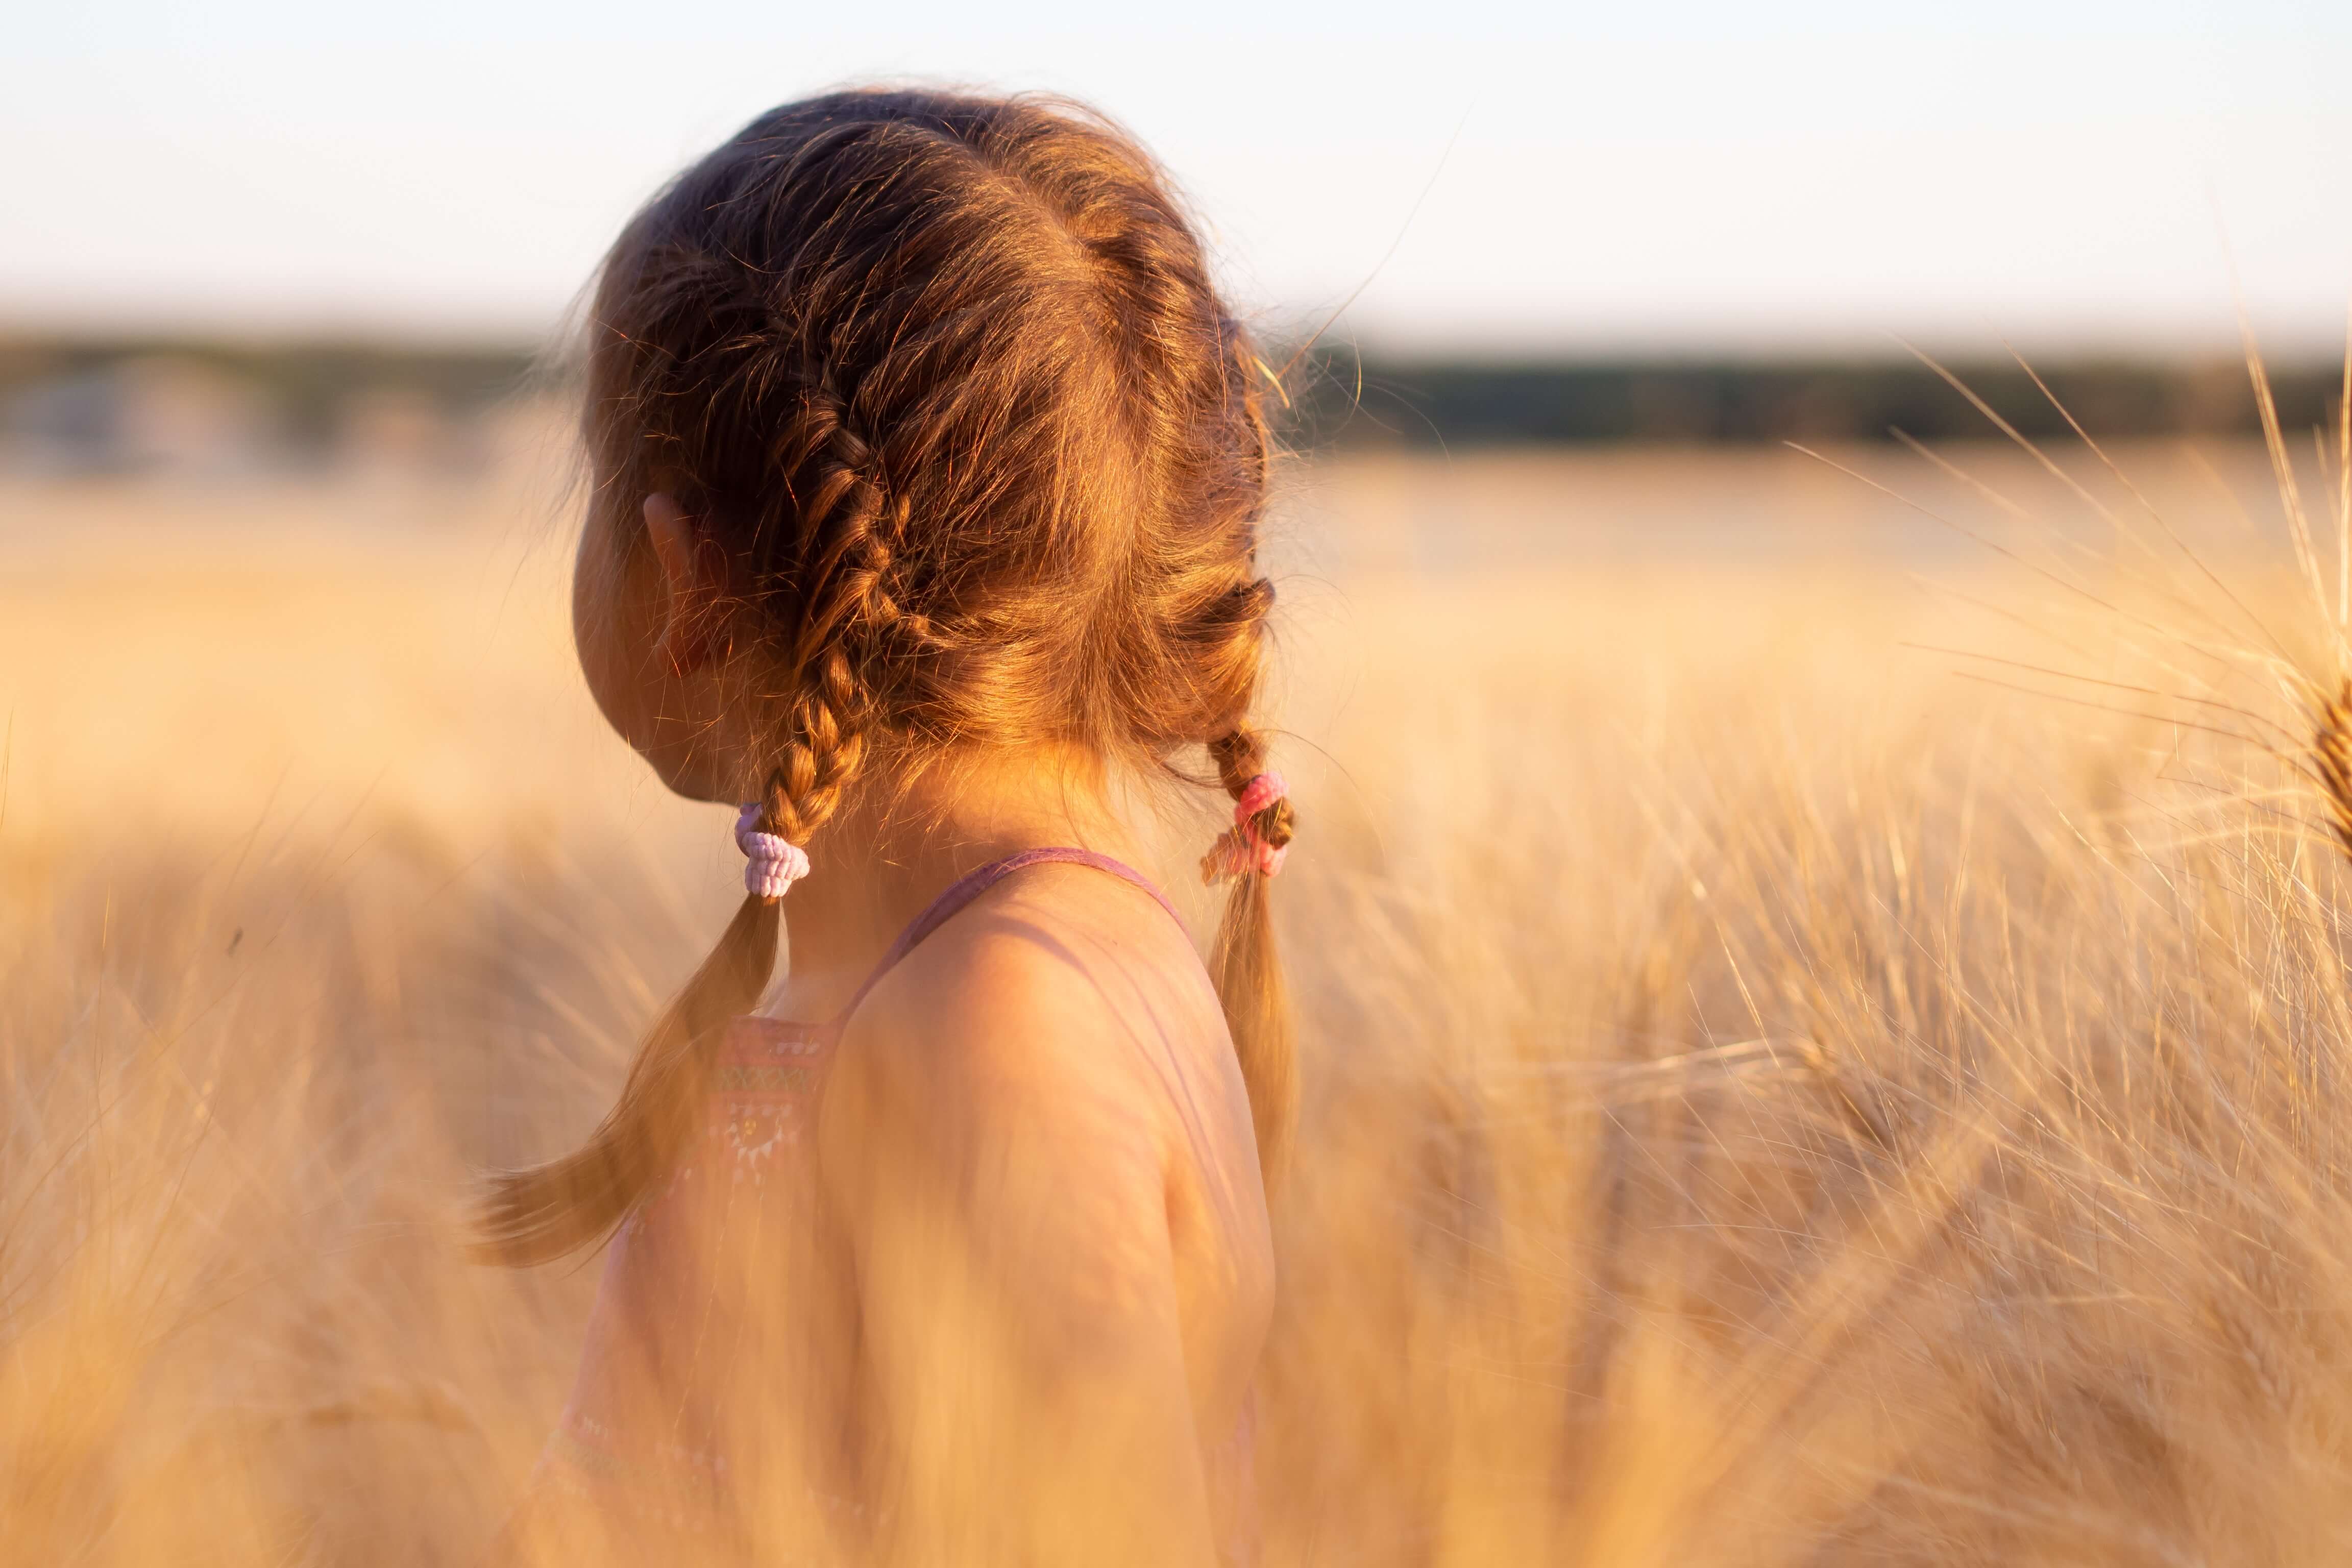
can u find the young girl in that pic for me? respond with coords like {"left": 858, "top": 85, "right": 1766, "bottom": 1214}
{"left": 481, "top": 89, "right": 1295, "bottom": 1566}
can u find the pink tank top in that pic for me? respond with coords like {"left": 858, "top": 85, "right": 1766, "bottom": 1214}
{"left": 523, "top": 848, "right": 1257, "bottom": 1561}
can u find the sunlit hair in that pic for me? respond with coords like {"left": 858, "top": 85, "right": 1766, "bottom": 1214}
{"left": 479, "top": 88, "right": 1296, "bottom": 1264}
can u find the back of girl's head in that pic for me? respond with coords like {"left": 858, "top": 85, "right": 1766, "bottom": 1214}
{"left": 481, "top": 89, "right": 1295, "bottom": 1264}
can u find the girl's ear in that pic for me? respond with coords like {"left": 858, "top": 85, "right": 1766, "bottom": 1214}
{"left": 644, "top": 493, "right": 728, "bottom": 674}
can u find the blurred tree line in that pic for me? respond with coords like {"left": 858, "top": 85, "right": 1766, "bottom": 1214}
{"left": 2, "top": 335, "right": 2340, "bottom": 475}
{"left": 1287, "top": 351, "right": 2344, "bottom": 448}
{"left": 0, "top": 336, "right": 546, "bottom": 474}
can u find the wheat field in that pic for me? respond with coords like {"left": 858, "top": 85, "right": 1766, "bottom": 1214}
{"left": 9, "top": 424, "right": 2352, "bottom": 1565}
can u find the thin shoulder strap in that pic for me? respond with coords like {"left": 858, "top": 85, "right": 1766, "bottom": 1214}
{"left": 831, "top": 847, "right": 1185, "bottom": 1027}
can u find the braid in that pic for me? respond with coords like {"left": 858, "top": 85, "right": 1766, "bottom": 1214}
{"left": 760, "top": 372, "right": 910, "bottom": 844}
{"left": 478, "top": 375, "right": 908, "bottom": 1264}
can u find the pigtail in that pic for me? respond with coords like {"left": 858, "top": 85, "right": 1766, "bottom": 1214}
{"left": 475, "top": 831, "right": 785, "bottom": 1265}
{"left": 479, "top": 372, "right": 892, "bottom": 1266}
{"left": 1205, "top": 729, "right": 1297, "bottom": 1184}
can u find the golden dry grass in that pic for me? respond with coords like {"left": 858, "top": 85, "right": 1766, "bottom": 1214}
{"left": 8, "top": 433, "right": 2352, "bottom": 1564}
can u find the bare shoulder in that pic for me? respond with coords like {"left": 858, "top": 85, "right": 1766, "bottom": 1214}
{"left": 822, "top": 863, "right": 1235, "bottom": 1181}
{"left": 819, "top": 859, "right": 1274, "bottom": 1418}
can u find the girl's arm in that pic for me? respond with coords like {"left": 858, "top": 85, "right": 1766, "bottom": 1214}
{"left": 829, "top": 929, "right": 1219, "bottom": 1568}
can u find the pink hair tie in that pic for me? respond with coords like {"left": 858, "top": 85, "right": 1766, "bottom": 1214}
{"left": 1201, "top": 770, "right": 1289, "bottom": 884}
{"left": 735, "top": 802, "right": 811, "bottom": 899}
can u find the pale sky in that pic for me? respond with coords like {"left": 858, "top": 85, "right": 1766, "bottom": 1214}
{"left": 9, "top": 1, "right": 2352, "bottom": 356}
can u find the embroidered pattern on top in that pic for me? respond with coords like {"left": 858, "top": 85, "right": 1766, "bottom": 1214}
{"left": 707, "top": 1020, "right": 833, "bottom": 1181}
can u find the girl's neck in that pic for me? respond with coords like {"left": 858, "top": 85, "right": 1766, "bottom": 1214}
{"left": 769, "top": 746, "right": 1140, "bottom": 1019}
